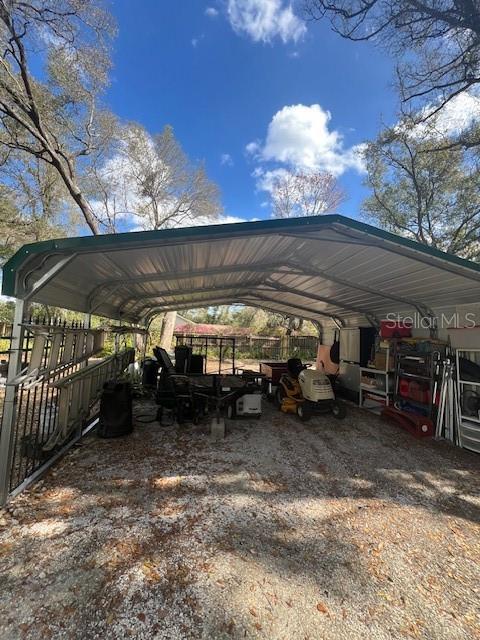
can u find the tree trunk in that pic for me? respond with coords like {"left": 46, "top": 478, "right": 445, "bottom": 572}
{"left": 160, "top": 311, "right": 176, "bottom": 350}
{"left": 70, "top": 188, "right": 100, "bottom": 235}
{"left": 135, "top": 332, "right": 146, "bottom": 355}
{"left": 49, "top": 154, "right": 100, "bottom": 235}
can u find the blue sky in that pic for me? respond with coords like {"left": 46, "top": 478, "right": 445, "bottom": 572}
{"left": 106, "top": 0, "right": 398, "bottom": 223}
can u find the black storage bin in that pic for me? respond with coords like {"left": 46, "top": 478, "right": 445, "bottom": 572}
{"left": 175, "top": 345, "right": 192, "bottom": 374}
{"left": 98, "top": 381, "right": 133, "bottom": 438}
{"left": 189, "top": 354, "right": 204, "bottom": 374}
{"left": 142, "top": 357, "right": 159, "bottom": 387}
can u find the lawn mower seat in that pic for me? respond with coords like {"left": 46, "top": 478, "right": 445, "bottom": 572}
{"left": 287, "top": 358, "right": 306, "bottom": 379}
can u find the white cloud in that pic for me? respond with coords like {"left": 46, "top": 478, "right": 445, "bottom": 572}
{"left": 191, "top": 33, "right": 206, "bottom": 48}
{"left": 245, "top": 140, "right": 261, "bottom": 156}
{"left": 249, "top": 104, "right": 365, "bottom": 177}
{"left": 226, "top": 0, "right": 306, "bottom": 44}
{"left": 128, "top": 214, "right": 248, "bottom": 233}
{"left": 205, "top": 7, "right": 219, "bottom": 17}
{"left": 220, "top": 153, "right": 234, "bottom": 166}
{"left": 89, "top": 149, "right": 140, "bottom": 224}
{"left": 128, "top": 214, "right": 248, "bottom": 231}
{"left": 194, "top": 214, "right": 247, "bottom": 225}
{"left": 252, "top": 167, "right": 289, "bottom": 194}
{"left": 415, "top": 92, "right": 480, "bottom": 139}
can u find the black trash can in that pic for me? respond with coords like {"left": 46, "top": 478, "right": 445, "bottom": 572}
{"left": 142, "top": 357, "right": 159, "bottom": 387}
{"left": 98, "top": 381, "right": 133, "bottom": 438}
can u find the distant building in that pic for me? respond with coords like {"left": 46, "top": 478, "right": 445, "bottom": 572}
{"left": 174, "top": 314, "right": 196, "bottom": 329}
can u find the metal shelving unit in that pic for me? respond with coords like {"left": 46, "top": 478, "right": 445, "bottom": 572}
{"left": 359, "top": 367, "right": 394, "bottom": 410}
{"left": 455, "top": 348, "right": 480, "bottom": 453}
{"left": 393, "top": 340, "right": 446, "bottom": 419}
{"left": 359, "top": 340, "right": 394, "bottom": 412}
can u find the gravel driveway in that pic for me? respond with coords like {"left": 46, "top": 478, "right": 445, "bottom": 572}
{"left": 0, "top": 400, "right": 479, "bottom": 640}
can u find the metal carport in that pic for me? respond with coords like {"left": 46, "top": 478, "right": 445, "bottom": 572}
{"left": 4, "top": 214, "right": 480, "bottom": 329}
{"left": 2, "top": 213, "right": 480, "bottom": 503}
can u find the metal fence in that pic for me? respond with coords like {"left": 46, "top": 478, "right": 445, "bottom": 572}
{"left": 0, "top": 316, "right": 134, "bottom": 502}
{"left": 173, "top": 333, "right": 319, "bottom": 370}
{"left": 175, "top": 335, "right": 236, "bottom": 374}
{"left": 234, "top": 335, "right": 319, "bottom": 361}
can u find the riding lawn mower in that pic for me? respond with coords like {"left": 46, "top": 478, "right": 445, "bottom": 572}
{"left": 275, "top": 358, "right": 346, "bottom": 421}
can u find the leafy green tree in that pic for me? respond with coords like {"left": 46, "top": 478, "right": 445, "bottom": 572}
{"left": 0, "top": 153, "right": 67, "bottom": 265}
{"left": 362, "top": 121, "right": 480, "bottom": 259}
{"left": 0, "top": 0, "right": 116, "bottom": 234}
{"left": 0, "top": 186, "right": 20, "bottom": 264}
{"left": 0, "top": 298, "right": 14, "bottom": 324}
{"left": 0, "top": 189, "right": 63, "bottom": 266}
{"left": 182, "top": 306, "right": 232, "bottom": 325}
{"left": 181, "top": 305, "right": 317, "bottom": 336}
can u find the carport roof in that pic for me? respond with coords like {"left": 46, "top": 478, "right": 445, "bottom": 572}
{"left": 3, "top": 214, "right": 480, "bottom": 327}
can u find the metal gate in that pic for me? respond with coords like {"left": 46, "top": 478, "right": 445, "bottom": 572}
{"left": 0, "top": 314, "right": 134, "bottom": 504}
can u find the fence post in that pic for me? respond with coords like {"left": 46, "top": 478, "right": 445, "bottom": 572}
{"left": 0, "top": 299, "right": 26, "bottom": 505}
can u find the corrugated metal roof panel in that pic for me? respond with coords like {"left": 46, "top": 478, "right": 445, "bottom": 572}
{"left": 3, "top": 215, "right": 480, "bottom": 327}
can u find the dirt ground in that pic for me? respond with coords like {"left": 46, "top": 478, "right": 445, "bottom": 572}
{"left": 0, "top": 400, "right": 479, "bottom": 640}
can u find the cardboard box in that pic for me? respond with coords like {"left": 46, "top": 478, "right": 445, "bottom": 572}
{"left": 373, "top": 351, "right": 394, "bottom": 371}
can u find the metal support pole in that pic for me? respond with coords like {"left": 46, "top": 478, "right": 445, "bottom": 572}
{"left": 140, "top": 328, "right": 148, "bottom": 365}
{"left": 219, "top": 337, "right": 223, "bottom": 375}
{"left": 114, "top": 318, "right": 121, "bottom": 353}
{"left": 82, "top": 313, "right": 92, "bottom": 369}
{"left": 0, "top": 299, "right": 26, "bottom": 505}
{"left": 312, "top": 320, "right": 324, "bottom": 344}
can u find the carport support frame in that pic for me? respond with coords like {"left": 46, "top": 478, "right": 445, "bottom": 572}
{"left": 0, "top": 298, "right": 26, "bottom": 505}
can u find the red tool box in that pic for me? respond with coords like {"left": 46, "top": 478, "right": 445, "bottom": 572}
{"left": 380, "top": 320, "right": 412, "bottom": 339}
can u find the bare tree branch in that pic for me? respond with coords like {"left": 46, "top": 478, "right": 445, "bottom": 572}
{"left": 269, "top": 170, "right": 346, "bottom": 219}
{"left": 362, "top": 119, "right": 480, "bottom": 259}
{"left": 0, "top": 0, "right": 117, "bottom": 234}
{"left": 305, "top": 0, "right": 480, "bottom": 146}
{"left": 86, "top": 123, "right": 223, "bottom": 233}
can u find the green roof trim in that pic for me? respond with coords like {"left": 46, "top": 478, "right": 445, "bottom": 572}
{"left": 3, "top": 214, "right": 480, "bottom": 298}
